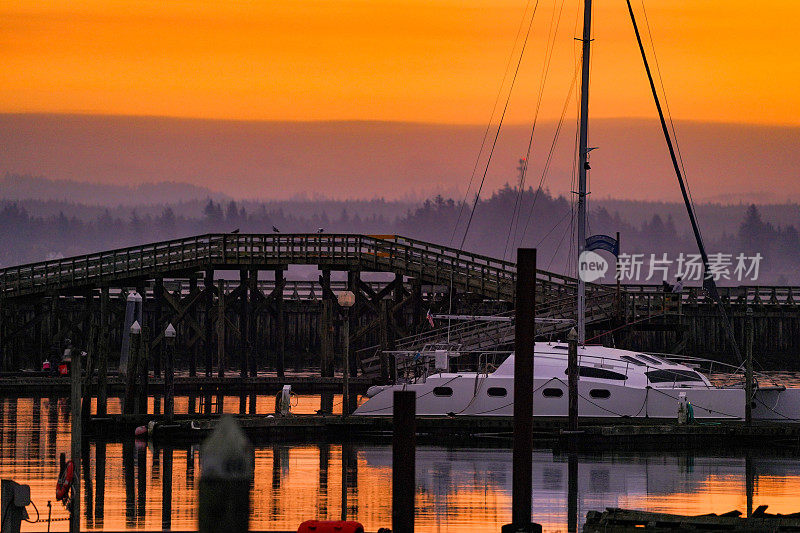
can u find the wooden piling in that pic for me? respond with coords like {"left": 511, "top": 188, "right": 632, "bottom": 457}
{"left": 165, "top": 323, "right": 176, "bottom": 422}
{"left": 123, "top": 322, "right": 141, "bottom": 415}
{"left": 567, "top": 451, "right": 578, "bottom": 533}
{"left": 275, "top": 269, "right": 286, "bottom": 378}
{"left": 97, "top": 287, "right": 109, "bottom": 416}
{"left": 249, "top": 269, "right": 259, "bottom": 377}
{"left": 0, "top": 296, "right": 4, "bottom": 372}
{"left": 189, "top": 275, "right": 199, "bottom": 378}
{"left": 342, "top": 308, "right": 350, "bottom": 417}
{"left": 240, "top": 269, "right": 249, "bottom": 378}
{"left": 379, "top": 299, "right": 391, "bottom": 382}
{"left": 392, "top": 390, "right": 415, "bottom": 533}
{"left": 153, "top": 278, "right": 164, "bottom": 378}
{"left": 506, "top": 248, "right": 541, "bottom": 533}
{"left": 567, "top": 327, "right": 579, "bottom": 431}
{"left": 217, "top": 279, "right": 226, "bottom": 379}
{"left": 347, "top": 271, "right": 359, "bottom": 378}
{"left": 70, "top": 343, "right": 82, "bottom": 533}
{"left": 81, "top": 292, "right": 97, "bottom": 422}
{"left": 204, "top": 269, "right": 214, "bottom": 377}
{"left": 138, "top": 326, "right": 150, "bottom": 415}
{"left": 745, "top": 307, "right": 754, "bottom": 425}
{"left": 320, "top": 299, "right": 334, "bottom": 378}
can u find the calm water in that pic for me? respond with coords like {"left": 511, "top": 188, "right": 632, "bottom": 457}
{"left": 3, "top": 396, "right": 800, "bottom": 532}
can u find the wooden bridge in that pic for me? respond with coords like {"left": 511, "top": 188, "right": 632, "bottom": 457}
{"left": 1, "top": 232, "right": 799, "bottom": 387}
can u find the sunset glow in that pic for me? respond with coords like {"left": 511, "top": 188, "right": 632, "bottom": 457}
{"left": 2, "top": 0, "right": 798, "bottom": 125}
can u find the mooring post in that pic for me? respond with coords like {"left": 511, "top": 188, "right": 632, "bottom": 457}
{"left": 392, "top": 390, "right": 416, "bottom": 533}
{"left": 70, "top": 343, "right": 82, "bottom": 533}
{"left": 567, "top": 451, "right": 578, "bottom": 533}
{"left": 745, "top": 451, "right": 754, "bottom": 517}
{"left": 138, "top": 325, "right": 150, "bottom": 415}
{"left": 97, "top": 286, "right": 109, "bottom": 416}
{"left": 198, "top": 415, "right": 255, "bottom": 533}
{"left": 165, "top": 323, "right": 176, "bottom": 422}
{"left": 745, "top": 307, "right": 754, "bottom": 425}
{"left": 504, "top": 248, "right": 541, "bottom": 533}
{"left": 567, "top": 327, "right": 579, "bottom": 431}
{"left": 123, "top": 321, "right": 141, "bottom": 415}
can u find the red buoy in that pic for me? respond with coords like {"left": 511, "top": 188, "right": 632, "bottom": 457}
{"left": 56, "top": 460, "right": 75, "bottom": 501}
{"left": 297, "top": 520, "right": 365, "bottom": 533}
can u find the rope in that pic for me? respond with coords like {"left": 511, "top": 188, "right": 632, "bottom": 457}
{"left": 459, "top": 0, "right": 541, "bottom": 250}
{"left": 22, "top": 500, "right": 39, "bottom": 523}
{"left": 647, "top": 386, "right": 740, "bottom": 419}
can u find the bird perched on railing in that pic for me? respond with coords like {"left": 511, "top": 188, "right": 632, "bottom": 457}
{"left": 317, "top": 228, "right": 324, "bottom": 233}
{"left": 272, "top": 225, "right": 280, "bottom": 233}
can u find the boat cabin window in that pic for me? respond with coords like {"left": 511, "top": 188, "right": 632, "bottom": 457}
{"left": 433, "top": 386, "right": 453, "bottom": 397}
{"left": 636, "top": 354, "right": 664, "bottom": 366}
{"left": 620, "top": 355, "right": 646, "bottom": 367}
{"left": 646, "top": 369, "right": 705, "bottom": 384}
{"left": 565, "top": 366, "right": 628, "bottom": 381}
{"left": 552, "top": 346, "right": 569, "bottom": 350}
{"left": 542, "top": 388, "right": 563, "bottom": 398}
{"left": 590, "top": 389, "right": 611, "bottom": 399}
{"left": 487, "top": 387, "right": 507, "bottom": 397}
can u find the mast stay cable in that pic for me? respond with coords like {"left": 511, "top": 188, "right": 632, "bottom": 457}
{"left": 625, "top": 0, "right": 743, "bottom": 363}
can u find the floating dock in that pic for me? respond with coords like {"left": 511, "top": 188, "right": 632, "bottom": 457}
{"left": 85, "top": 413, "right": 800, "bottom": 451}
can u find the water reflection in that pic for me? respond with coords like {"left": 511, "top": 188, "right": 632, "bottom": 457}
{"left": 2, "top": 396, "right": 800, "bottom": 532}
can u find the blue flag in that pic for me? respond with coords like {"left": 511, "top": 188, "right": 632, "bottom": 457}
{"left": 586, "top": 234, "right": 619, "bottom": 257}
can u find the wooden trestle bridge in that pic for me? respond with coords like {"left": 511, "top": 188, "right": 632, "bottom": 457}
{"left": 0, "top": 232, "right": 799, "bottom": 391}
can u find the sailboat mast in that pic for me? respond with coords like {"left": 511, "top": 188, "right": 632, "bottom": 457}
{"left": 577, "top": 0, "right": 593, "bottom": 345}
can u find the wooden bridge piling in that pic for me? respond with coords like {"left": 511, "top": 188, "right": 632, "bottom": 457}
{"left": 2, "top": 233, "right": 800, "bottom": 386}
{"left": 97, "top": 286, "right": 109, "bottom": 416}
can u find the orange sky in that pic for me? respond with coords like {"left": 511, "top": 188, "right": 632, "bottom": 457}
{"left": 2, "top": 0, "right": 798, "bottom": 125}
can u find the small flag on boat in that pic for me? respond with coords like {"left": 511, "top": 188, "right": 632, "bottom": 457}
{"left": 426, "top": 309, "right": 435, "bottom": 328}
{"left": 585, "top": 234, "right": 619, "bottom": 256}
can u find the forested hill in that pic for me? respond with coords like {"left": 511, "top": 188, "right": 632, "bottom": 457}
{"left": 1, "top": 182, "right": 797, "bottom": 285}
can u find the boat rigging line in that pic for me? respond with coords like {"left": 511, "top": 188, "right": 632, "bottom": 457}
{"left": 457, "top": 0, "right": 541, "bottom": 251}
{"left": 449, "top": 0, "right": 539, "bottom": 248}
{"left": 626, "top": 0, "right": 743, "bottom": 363}
{"left": 503, "top": 0, "right": 569, "bottom": 261}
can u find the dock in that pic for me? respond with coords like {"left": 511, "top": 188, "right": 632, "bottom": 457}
{"left": 84, "top": 412, "right": 800, "bottom": 451}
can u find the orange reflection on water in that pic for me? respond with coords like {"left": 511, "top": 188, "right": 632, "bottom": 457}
{"left": 3, "top": 397, "right": 800, "bottom": 532}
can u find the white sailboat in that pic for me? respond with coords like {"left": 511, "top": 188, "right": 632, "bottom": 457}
{"left": 354, "top": 0, "right": 800, "bottom": 422}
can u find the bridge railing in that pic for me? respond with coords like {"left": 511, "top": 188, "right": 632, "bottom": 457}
{"left": 619, "top": 283, "right": 800, "bottom": 306}
{"left": 0, "top": 232, "right": 635, "bottom": 300}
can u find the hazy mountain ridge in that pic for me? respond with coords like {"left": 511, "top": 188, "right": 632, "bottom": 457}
{"left": 2, "top": 113, "right": 799, "bottom": 202}
{"left": 0, "top": 173, "right": 226, "bottom": 206}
